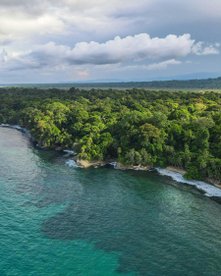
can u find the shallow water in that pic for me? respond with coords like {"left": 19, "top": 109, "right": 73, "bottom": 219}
{"left": 0, "top": 127, "right": 221, "bottom": 276}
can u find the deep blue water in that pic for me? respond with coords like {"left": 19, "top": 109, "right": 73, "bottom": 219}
{"left": 0, "top": 127, "right": 221, "bottom": 276}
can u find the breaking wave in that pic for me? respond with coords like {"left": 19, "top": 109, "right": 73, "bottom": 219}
{"left": 156, "top": 168, "right": 221, "bottom": 198}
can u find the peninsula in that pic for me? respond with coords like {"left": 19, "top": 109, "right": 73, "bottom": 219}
{"left": 0, "top": 87, "right": 221, "bottom": 187}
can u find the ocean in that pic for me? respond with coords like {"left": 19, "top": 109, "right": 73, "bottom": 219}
{"left": 1, "top": 127, "right": 221, "bottom": 275}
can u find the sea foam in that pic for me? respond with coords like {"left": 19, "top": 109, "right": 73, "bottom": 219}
{"left": 156, "top": 168, "right": 221, "bottom": 198}
{"left": 65, "top": 159, "right": 78, "bottom": 168}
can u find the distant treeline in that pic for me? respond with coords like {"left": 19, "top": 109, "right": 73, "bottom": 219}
{"left": 2, "top": 76, "right": 221, "bottom": 89}
{"left": 0, "top": 87, "right": 221, "bottom": 182}
{"left": 73, "top": 77, "right": 221, "bottom": 89}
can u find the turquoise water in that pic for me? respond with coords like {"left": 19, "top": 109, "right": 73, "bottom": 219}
{"left": 1, "top": 128, "right": 221, "bottom": 276}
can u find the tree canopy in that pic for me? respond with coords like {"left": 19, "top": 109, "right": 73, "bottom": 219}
{"left": 0, "top": 87, "right": 221, "bottom": 182}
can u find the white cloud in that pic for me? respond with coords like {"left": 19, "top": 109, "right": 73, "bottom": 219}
{"left": 0, "top": 0, "right": 152, "bottom": 43}
{"left": 0, "top": 49, "right": 8, "bottom": 63}
{"left": 1, "top": 0, "right": 221, "bottom": 45}
{"left": 192, "top": 42, "right": 220, "bottom": 56}
{"left": 66, "top": 34, "right": 194, "bottom": 64}
{"left": 0, "top": 1, "right": 220, "bottom": 82}
{"left": 5, "top": 33, "right": 218, "bottom": 68}
{"left": 0, "top": 33, "right": 218, "bottom": 76}
{"left": 114, "top": 59, "right": 182, "bottom": 72}
{"left": 147, "top": 59, "right": 182, "bottom": 70}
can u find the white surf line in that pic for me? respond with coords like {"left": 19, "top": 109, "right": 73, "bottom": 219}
{"left": 156, "top": 168, "right": 221, "bottom": 198}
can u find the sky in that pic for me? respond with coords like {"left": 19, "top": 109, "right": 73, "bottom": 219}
{"left": 0, "top": 0, "right": 221, "bottom": 83}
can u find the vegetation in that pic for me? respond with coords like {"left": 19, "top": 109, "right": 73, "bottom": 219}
{"left": 0, "top": 87, "right": 221, "bottom": 182}
{"left": 3, "top": 76, "right": 221, "bottom": 89}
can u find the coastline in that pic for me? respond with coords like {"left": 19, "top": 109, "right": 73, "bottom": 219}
{"left": 1, "top": 124, "right": 221, "bottom": 201}
{"left": 0, "top": 124, "right": 33, "bottom": 140}
{"left": 0, "top": 124, "right": 26, "bottom": 132}
{"left": 156, "top": 167, "right": 221, "bottom": 200}
{"left": 75, "top": 159, "right": 151, "bottom": 171}
{"left": 73, "top": 159, "right": 221, "bottom": 200}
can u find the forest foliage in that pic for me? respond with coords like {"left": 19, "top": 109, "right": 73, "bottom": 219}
{"left": 0, "top": 87, "right": 221, "bottom": 181}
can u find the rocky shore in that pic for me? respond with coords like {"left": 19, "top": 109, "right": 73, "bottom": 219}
{"left": 75, "top": 159, "right": 152, "bottom": 171}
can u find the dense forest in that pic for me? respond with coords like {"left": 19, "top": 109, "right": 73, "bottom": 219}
{"left": 0, "top": 87, "right": 221, "bottom": 182}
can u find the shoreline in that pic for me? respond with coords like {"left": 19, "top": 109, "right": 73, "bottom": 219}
{"left": 0, "top": 124, "right": 33, "bottom": 140}
{"left": 156, "top": 167, "right": 221, "bottom": 201}
{"left": 75, "top": 159, "right": 152, "bottom": 171}
{"left": 1, "top": 124, "right": 221, "bottom": 201}
{"left": 72, "top": 159, "right": 221, "bottom": 200}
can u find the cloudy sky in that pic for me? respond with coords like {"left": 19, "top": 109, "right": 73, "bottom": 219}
{"left": 0, "top": 0, "right": 221, "bottom": 83}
